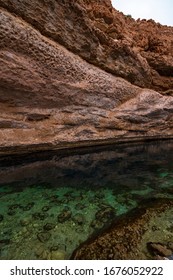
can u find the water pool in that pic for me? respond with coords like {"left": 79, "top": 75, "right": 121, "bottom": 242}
{"left": 0, "top": 140, "right": 173, "bottom": 259}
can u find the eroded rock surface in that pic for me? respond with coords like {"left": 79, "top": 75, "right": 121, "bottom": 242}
{"left": 0, "top": 1, "right": 173, "bottom": 153}
{"left": 71, "top": 198, "right": 173, "bottom": 260}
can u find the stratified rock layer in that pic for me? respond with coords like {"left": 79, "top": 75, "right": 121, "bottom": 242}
{"left": 1, "top": 0, "right": 172, "bottom": 90}
{"left": 0, "top": 1, "right": 173, "bottom": 153}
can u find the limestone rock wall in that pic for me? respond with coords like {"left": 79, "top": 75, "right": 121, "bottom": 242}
{"left": 1, "top": 0, "right": 172, "bottom": 91}
{"left": 0, "top": 1, "right": 173, "bottom": 153}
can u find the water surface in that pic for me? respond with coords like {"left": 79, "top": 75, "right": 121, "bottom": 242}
{"left": 0, "top": 140, "right": 173, "bottom": 259}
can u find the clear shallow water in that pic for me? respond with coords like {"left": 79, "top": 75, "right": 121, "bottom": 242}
{"left": 0, "top": 140, "right": 173, "bottom": 259}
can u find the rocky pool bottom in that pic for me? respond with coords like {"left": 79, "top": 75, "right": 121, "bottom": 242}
{"left": 0, "top": 140, "right": 173, "bottom": 259}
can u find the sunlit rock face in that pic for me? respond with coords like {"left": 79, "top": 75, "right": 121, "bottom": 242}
{"left": 0, "top": 0, "right": 173, "bottom": 153}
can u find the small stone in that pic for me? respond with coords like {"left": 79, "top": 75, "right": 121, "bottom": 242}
{"left": 22, "top": 229, "right": 28, "bottom": 236}
{"left": 20, "top": 218, "right": 30, "bottom": 226}
{"left": 147, "top": 242, "right": 173, "bottom": 257}
{"left": 95, "top": 206, "right": 116, "bottom": 223}
{"left": 35, "top": 246, "right": 44, "bottom": 257}
{"left": 50, "top": 250, "right": 66, "bottom": 260}
{"left": 22, "top": 202, "right": 35, "bottom": 211}
{"left": 32, "top": 213, "right": 40, "bottom": 220}
{"left": 152, "top": 225, "right": 159, "bottom": 231}
{"left": 90, "top": 219, "right": 104, "bottom": 229}
{"left": 73, "top": 214, "right": 85, "bottom": 225}
{"left": 37, "top": 232, "right": 51, "bottom": 243}
{"left": 167, "top": 225, "right": 173, "bottom": 232}
{"left": 32, "top": 212, "right": 48, "bottom": 220}
{"left": 108, "top": 253, "right": 114, "bottom": 259}
{"left": 40, "top": 250, "right": 50, "bottom": 260}
{"left": 57, "top": 209, "right": 72, "bottom": 223}
{"left": 167, "top": 242, "right": 173, "bottom": 251}
{"left": 43, "top": 223, "right": 55, "bottom": 231}
{"left": 50, "top": 245, "right": 59, "bottom": 252}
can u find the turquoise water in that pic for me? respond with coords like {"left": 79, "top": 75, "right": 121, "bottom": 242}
{"left": 0, "top": 140, "right": 173, "bottom": 259}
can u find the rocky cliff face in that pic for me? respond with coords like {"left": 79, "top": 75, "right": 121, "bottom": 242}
{"left": 0, "top": 0, "right": 173, "bottom": 154}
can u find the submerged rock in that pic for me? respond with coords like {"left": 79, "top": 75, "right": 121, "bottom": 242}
{"left": 37, "top": 232, "right": 51, "bottom": 243}
{"left": 32, "top": 212, "right": 48, "bottom": 221}
{"left": 73, "top": 214, "right": 85, "bottom": 226}
{"left": 57, "top": 209, "right": 72, "bottom": 223}
{"left": 50, "top": 250, "right": 66, "bottom": 260}
{"left": 90, "top": 220, "right": 104, "bottom": 230}
{"left": 71, "top": 198, "right": 173, "bottom": 260}
{"left": 167, "top": 242, "right": 173, "bottom": 251}
{"left": 43, "top": 223, "right": 55, "bottom": 231}
{"left": 147, "top": 242, "right": 173, "bottom": 257}
{"left": 95, "top": 205, "right": 116, "bottom": 223}
{"left": 20, "top": 218, "right": 31, "bottom": 227}
{"left": 50, "top": 245, "right": 59, "bottom": 252}
{"left": 35, "top": 245, "right": 66, "bottom": 260}
{"left": 21, "top": 202, "right": 35, "bottom": 211}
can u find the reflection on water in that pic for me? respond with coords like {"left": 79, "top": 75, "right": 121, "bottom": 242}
{"left": 0, "top": 140, "right": 173, "bottom": 259}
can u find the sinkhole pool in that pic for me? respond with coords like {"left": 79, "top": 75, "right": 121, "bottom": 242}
{"left": 0, "top": 140, "right": 173, "bottom": 259}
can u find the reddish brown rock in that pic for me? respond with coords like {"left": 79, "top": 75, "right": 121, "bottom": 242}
{"left": 0, "top": 1, "right": 173, "bottom": 154}
{"left": 1, "top": 0, "right": 172, "bottom": 90}
{"left": 147, "top": 242, "right": 172, "bottom": 257}
{"left": 71, "top": 199, "right": 173, "bottom": 260}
